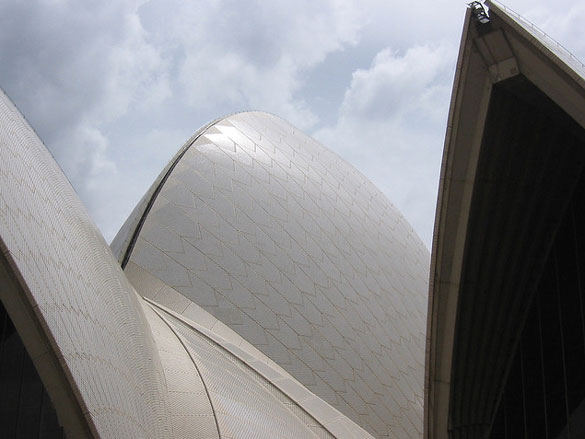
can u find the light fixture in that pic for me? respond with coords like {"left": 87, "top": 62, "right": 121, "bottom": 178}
{"left": 469, "top": 1, "right": 490, "bottom": 24}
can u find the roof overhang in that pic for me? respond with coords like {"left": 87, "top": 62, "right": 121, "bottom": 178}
{"left": 425, "top": 2, "right": 585, "bottom": 437}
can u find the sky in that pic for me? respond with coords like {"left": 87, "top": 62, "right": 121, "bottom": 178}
{"left": 1, "top": 0, "right": 584, "bottom": 249}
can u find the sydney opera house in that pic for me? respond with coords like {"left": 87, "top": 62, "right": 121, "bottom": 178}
{"left": 2, "top": 1, "right": 585, "bottom": 438}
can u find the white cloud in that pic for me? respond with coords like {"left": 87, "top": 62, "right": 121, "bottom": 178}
{"left": 526, "top": 3, "right": 585, "bottom": 58}
{"left": 1, "top": 0, "right": 584, "bottom": 245}
{"left": 314, "top": 43, "right": 456, "bottom": 248}
{"left": 0, "top": 0, "right": 169, "bottom": 230}
{"left": 88, "top": 127, "right": 192, "bottom": 240}
{"left": 138, "top": 0, "right": 364, "bottom": 130}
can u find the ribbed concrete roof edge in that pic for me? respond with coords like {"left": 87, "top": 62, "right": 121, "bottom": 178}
{"left": 487, "top": 0, "right": 585, "bottom": 86}
{"left": 424, "top": 5, "right": 474, "bottom": 438}
{"left": 426, "top": 3, "right": 585, "bottom": 438}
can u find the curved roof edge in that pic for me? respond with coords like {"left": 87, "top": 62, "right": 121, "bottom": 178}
{"left": 425, "top": 3, "right": 585, "bottom": 438}
{"left": 125, "top": 259, "right": 373, "bottom": 437}
{"left": 144, "top": 297, "right": 374, "bottom": 439}
{"left": 141, "top": 302, "right": 222, "bottom": 438}
{"left": 111, "top": 110, "right": 427, "bottom": 268}
{"left": 110, "top": 115, "right": 226, "bottom": 267}
{"left": 112, "top": 110, "right": 283, "bottom": 267}
{"left": 120, "top": 109, "right": 429, "bottom": 437}
{"left": 0, "top": 248, "right": 92, "bottom": 437}
{"left": 489, "top": 0, "right": 585, "bottom": 86}
{"left": 0, "top": 88, "right": 172, "bottom": 438}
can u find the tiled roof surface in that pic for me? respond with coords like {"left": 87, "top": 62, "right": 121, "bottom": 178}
{"left": 123, "top": 112, "right": 429, "bottom": 438}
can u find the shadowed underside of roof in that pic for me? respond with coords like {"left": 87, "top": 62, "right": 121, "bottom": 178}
{"left": 426, "top": 2, "right": 585, "bottom": 438}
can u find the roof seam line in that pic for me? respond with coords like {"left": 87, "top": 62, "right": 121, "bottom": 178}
{"left": 147, "top": 303, "right": 223, "bottom": 439}
{"left": 144, "top": 297, "right": 339, "bottom": 438}
{"left": 120, "top": 116, "right": 226, "bottom": 269}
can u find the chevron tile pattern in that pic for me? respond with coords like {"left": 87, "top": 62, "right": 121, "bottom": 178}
{"left": 123, "top": 112, "right": 429, "bottom": 438}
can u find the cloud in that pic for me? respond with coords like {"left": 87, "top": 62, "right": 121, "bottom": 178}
{"left": 88, "top": 126, "right": 192, "bottom": 242}
{"left": 314, "top": 43, "right": 457, "bottom": 248}
{"left": 138, "top": 0, "right": 364, "bottom": 130}
{"left": 0, "top": 0, "right": 169, "bottom": 227}
{"left": 0, "top": 0, "right": 367, "bottom": 240}
{"left": 311, "top": 0, "right": 585, "bottom": 249}
{"left": 524, "top": 3, "right": 585, "bottom": 57}
{"left": 1, "top": 0, "right": 584, "bottom": 245}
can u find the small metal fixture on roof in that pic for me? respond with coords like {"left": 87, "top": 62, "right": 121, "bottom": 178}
{"left": 469, "top": 1, "right": 490, "bottom": 24}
